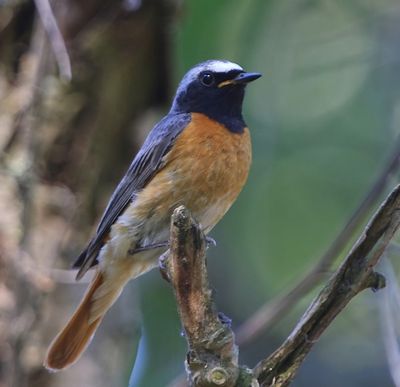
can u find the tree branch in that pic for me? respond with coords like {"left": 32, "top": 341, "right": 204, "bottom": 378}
{"left": 236, "top": 136, "right": 400, "bottom": 346}
{"left": 164, "top": 206, "right": 255, "bottom": 386}
{"left": 164, "top": 184, "right": 400, "bottom": 386}
{"left": 254, "top": 184, "right": 400, "bottom": 386}
{"left": 33, "top": 0, "right": 72, "bottom": 81}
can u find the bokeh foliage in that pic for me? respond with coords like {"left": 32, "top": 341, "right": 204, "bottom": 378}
{"left": 1, "top": 1, "right": 400, "bottom": 386}
{"left": 134, "top": 1, "right": 400, "bottom": 386}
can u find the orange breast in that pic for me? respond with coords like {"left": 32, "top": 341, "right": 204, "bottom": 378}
{"left": 132, "top": 113, "right": 252, "bottom": 232}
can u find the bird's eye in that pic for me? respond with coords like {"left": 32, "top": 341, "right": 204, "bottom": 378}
{"left": 200, "top": 72, "right": 214, "bottom": 86}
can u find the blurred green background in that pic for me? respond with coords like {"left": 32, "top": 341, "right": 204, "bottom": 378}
{"left": 2, "top": 0, "right": 400, "bottom": 386}
{"left": 133, "top": 1, "right": 399, "bottom": 386}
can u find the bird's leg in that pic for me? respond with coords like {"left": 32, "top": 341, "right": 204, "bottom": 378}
{"left": 130, "top": 236, "right": 216, "bottom": 282}
{"left": 128, "top": 236, "right": 216, "bottom": 255}
{"left": 128, "top": 241, "right": 169, "bottom": 255}
{"left": 128, "top": 242, "right": 172, "bottom": 281}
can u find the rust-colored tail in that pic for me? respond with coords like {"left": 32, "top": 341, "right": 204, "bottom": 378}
{"left": 44, "top": 260, "right": 152, "bottom": 371}
{"left": 44, "top": 272, "right": 106, "bottom": 371}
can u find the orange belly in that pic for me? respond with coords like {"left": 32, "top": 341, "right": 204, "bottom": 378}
{"left": 131, "top": 112, "right": 252, "bottom": 233}
{"left": 99, "top": 112, "right": 251, "bottom": 276}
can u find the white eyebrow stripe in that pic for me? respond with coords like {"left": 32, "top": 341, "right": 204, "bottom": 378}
{"left": 205, "top": 61, "right": 243, "bottom": 73}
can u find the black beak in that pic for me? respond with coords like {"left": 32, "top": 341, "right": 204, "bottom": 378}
{"left": 233, "top": 72, "right": 262, "bottom": 84}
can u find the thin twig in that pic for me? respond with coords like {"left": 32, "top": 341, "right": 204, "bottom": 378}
{"left": 33, "top": 0, "right": 72, "bottom": 81}
{"left": 255, "top": 184, "right": 400, "bottom": 386}
{"left": 236, "top": 136, "right": 400, "bottom": 345}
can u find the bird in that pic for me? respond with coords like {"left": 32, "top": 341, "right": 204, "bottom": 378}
{"left": 44, "top": 59, "right": 261, "bottom": 371}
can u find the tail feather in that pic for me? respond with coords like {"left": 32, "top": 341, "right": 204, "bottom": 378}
{"left": 44, "top": 272, "right": 106, "bottom": 371}
{"left": 44, "top": 259, "right": 155, "bottom": 371}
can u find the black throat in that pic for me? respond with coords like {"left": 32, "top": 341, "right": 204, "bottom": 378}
{"left": 171, "top": 84, "right": 247, "bottom": 134}
{"left": 199, "top": 106, "right": 247, "bottom": 134}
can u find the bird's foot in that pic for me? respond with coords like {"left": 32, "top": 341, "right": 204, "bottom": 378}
{"left": 218, "top": 312, "right": 232, "bottom": 327}
{"left": 159, "top": 252, "right": 170, "bottom": 282}
{"left": 206, "top": 236, "right": 217, "bottom": 248}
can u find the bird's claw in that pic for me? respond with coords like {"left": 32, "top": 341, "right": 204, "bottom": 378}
{"left": 159, "top": 253, "right": 170, "bottom": 283}
{"left": 206, "top": 236, "right": 217, "bottom": 248}
{"left": 218, "top": 312, "right": 232, "bottom": 327}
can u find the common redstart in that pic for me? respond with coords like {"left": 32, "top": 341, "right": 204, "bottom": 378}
{"left": 44, "top": 60, "right": 261, "bottom": 370}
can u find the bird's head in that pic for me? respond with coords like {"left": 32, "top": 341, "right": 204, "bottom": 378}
{"left": 170, "top": 60, "right": 261, "bottom": 122}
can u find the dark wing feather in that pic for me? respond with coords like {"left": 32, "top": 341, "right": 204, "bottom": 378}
{"left": 73, "top": 113, "right": 191, "bottom": 279}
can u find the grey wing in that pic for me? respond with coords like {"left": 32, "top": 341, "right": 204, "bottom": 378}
{"left": 73, "top": 113, "right": 191, "bottom": 279}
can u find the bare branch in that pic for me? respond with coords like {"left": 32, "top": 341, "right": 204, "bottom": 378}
{"left": 254, "top": 184, "right": 400, "bottom": 386}
{"left": 165, "top": 185, "right": 400, "bottom": 387}
{"left": 164, "top": 206, "right": 255, "bottom": 387}
{"left": 33, "top": 0, "right": 72, "bottom": 81}
{"left": 236, "top": 137, "right": 400, "bottom": 346}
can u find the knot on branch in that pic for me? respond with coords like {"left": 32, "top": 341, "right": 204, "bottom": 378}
{"left": 365, "top": 271, "right": 386, "bottom": 292}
